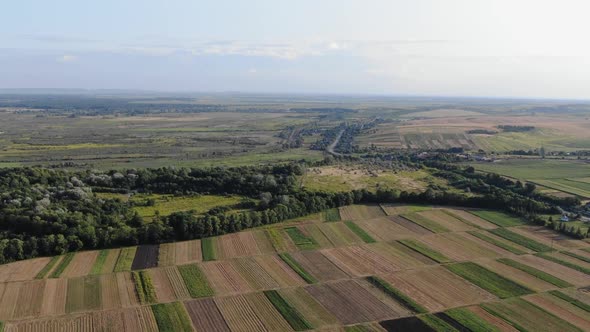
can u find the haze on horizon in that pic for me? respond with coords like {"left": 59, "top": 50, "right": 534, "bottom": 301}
{"left": 2, "top": 0, "right": 590, "bottom": 99}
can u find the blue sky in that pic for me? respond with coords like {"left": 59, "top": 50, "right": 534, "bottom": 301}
{"left": 2, "top": 0, "right": 590, "bottom": 98}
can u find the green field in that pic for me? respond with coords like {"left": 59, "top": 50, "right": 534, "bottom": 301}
{"left": 548, "top": 290, "right": 590, "bottom": 313}
{"left": 489, "top": 228, "right": 552, "bottom": 252}
{"left": 497, "top": 258, "right": 572, "bottom": 287}
{"left": 470, "top": 210, "right": 525, "bottom": 227}
{"left": 201, "top": 238, "right": 217, "bottom": 261}
{"left": 278, "top": 253, "right": 317, "bottom": 284}
{"left": 468, "top": 231, "right": 526, "bottom": 255}
{"left": 343, "top": 221, "right": 376, "bottom": 243}
{"left": 419, "top": 314, "right": 458, "bottom": 332}
{"left": 177, "top": 264, "right": 214, "bottom": 298}
{"left": 481, "top": 298, "right": 582, "bottom": 332}
{"left": 446, "top": 262, "right": 533, "bottom": 299}
{"left": 366, "top": 276, "right": 427, "bottom": 314}
{"left": 284, "top": 227, "right": 318, "bottom": 250}
{"left": 49, "top": 252, "right": 75, "bottom": 278}
{"left": 90, "top": 250, "right": 109, "bottom": 275}
{"left": 324, "top": 208, "right": 341, "bottom": 222}
{"left": 398, "top": 239, "right": 451, "bottom": 263}
{"left": 152, "top": 302, "right": 194, "bottom": 332}
{"left": 132, "top": 271, "right": 157, "bottom": 304}
{"left": 442, "top": 308, "right": 500, "bottom": 332}
{"left": 473, "top": 159, "right": 590, "bottom": 180}
{"left": 264, "top": 290, "right": 312, "bottom": 331}
{"left": 35, "top": 256, "right": 61, "bottom": 279}
{"left": 113, "top": 247, "right": 137, "bottom": 272}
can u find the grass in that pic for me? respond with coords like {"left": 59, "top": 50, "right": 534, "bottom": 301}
{"left": 201, "top": 237, "right": 217, "bottom": 261}
{"left": 497, "top": 258, "right": 573, "bottom": 288}
{"left": 402, "top": 213, "right": 450, "bottom": 233}
{"left": 468, "top": 231, "right": 526, "bottom": 255}
{"left": 470, "top": 210, "right": 525, "bottom": 227}
{"left": 443, "top": 308, "right": 500, "bottom": 332}
{"left": 49, "top": 252, "right": 75, "bottom": 278}
{"left": 366, "top": 276, "right": 427, "bottom": 313}
{"left": 113, "top": 247, "right": 137, "bottom": 272}
{"left": 84, "top": 276, "right": 102, "bottom": 310}
{"left": 133, "top": 194, "right": 243, "bottom": 219}
{"left": 90, "top": 250, "right": 109, "bottom": 275}
{"left": 177, "top": 264, "right": 214, "bottom": 298}
{"left": 446, "top": 262, "right": 533, "bottom": 299}
{"left": 151, "top": 302, "right": 194, "bottom": 332}
{"left": 278, "top": 253, "right": 317, "bottom": 284}
{"left": 264, "top": 290, "right": 312, "bottom": 331}
{"left": 489, "top": 228, "right": 552, "bottom": 252}
{"left": 284, "top": 227, "right": 318, "bottom": 250}
{"left": 535, "top": 253, "right": 590, "bottom": 274}
{"left": 561, "top": 251, "right": 590, "bottom": 264}
{"left": 398, "top": 239, "right": 451, "bottom": 263}
{"left": 549, "top": 290, "right": 590, "bottom": 312}
{"left": 419, "top": 314, "right": 458, "bottom": 332}
{"left": 344, "top": 221, "right": 376, "bottom": 243}
{"left": 35, "top": 256, "right": 61, "bottom": 279}
{"left": 324, "top": 208, "right": 341, "bottom": 222}
{"left": 132, "top": 271, "right": 157, "bottom": 304}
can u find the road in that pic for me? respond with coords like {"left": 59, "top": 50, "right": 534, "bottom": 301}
{"left": 326, "top": 129, "right": 345, "bottom": 156}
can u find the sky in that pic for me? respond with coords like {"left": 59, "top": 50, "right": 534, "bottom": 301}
{"left": 1, "top": 0, "right": 590, "bottom": 99}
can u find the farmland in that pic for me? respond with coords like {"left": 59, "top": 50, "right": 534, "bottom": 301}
{"left": 0, "top": 204, "right": 587, "bottom": 331}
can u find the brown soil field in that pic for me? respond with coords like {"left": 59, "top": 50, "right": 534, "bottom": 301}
{"left": 184, "top": 298, "right": 231, "bottom": 332}
{"left": 306, "top": 280, "right": 399, "bottom": 325}
{"left": 253, "top": 255, "right": 306, "bottom": 287}
{"left": 40, "top": 278, "right": 68, "bottom": 316}
{"left": 0, "top": 257, "right": 52, "bottom": 282}
{"left": 13, "top": 279, "right": 46, "bottom": 319}
{"left": 290, "top": 250, "right": 350, "bottom": 281}
{"left": 122, "top": 306, "right": 159, "bottom": 332}
{"left": 302, "top": 224, "right": 333, "bottom": 248}
{"left": 512, "top": 226, "right": 584, "bottom": 250}
{"left": 149, "top": 266, "right": 191, "bottom": 302}
{"left": 99, "top": 274, "right": 122, "bottom": 310}
{"left": 116, "top": 272, "right": 140, "bottom": 307}
{"left": 356, "top": 278, "right": 413, "bottom": 317}
{"left": 131, "top": 245, "right": 159, "bottom": 270}
{"left": 252, "top": 230, "right": 277, "bottom": 254}
{"left": 466, "top": 306, "right": 519, "bottom": 332}
{"left": 0, "top": 281, "right": 21, "bottom": 319}
{"left": 202, "top": 261, "right": 253, "bottom": 296}
{"left": 245, "top": 292, "right": 294, "bottom": 331}
{"left": 514, "top": 255, "right": 590, "bottom": 286}
{"left": 278, "top": 287, "right": 340, "bottom": 328}
{"left": 158, "top": 243, "right": 176, "bottom": 266}
{"left": 469, "top": 230, "right": 535, "bottom": 254}
{"left": 339, "top": 205, "right": 385, "bottom": 220}
{"left": 174, "top": 239, "right": 202, "bottom": 265}
{"left": 420, "top": 233, "right": 501, "bottom": 260}
{"left": 442, "top": 209, "right": 498, "bottom": 229}
{"left": 353, "top": 218, "right": 417, "bottom": 242}
{"left": 475, "top": 259, "right": 558, "bottom": 292}
{"left": 546, "top": 251, "right": 590, "bottom": 270}
{"left": 381, "top": 266, "right": 496, "bottom": 312}
{"left": 215, "top": 295, "right": 268, "bottom": 332}
{"left": 322, "top": 245, "right": 398, "bottom": 277}
{"left": 5, "top": 312, "right": 95, "bottom": 332}
{"left": 460, "top": 232, "right": 516, "bottom": 256}
{"left": 318, "top": 222, "right": 363, "bottom": 246}
{"left": 390, "top": 216, "right": 433, "bottom": 235}
{"left": 61, "top": 251, "right": 99, "bottom": 278}
{"left": 370, "top": 242, "right": 437, "bottom": 268}
{"left": 525, "top": 294, "right": 590, "bottom": 331}
{"left": 216, "top": 232, "right": 261, "bottom": 260}
{"left": 417, "top": 210, "right": 477, "bottom": 232}
{"left": 232, "top": 257, "right": 280, "bottom": 290}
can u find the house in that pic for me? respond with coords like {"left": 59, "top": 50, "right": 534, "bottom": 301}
{"left": 560, "top": 215, "right": 570, "bottom": 222}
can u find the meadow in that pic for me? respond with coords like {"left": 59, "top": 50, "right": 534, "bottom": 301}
{"left": 0, "top": 204, "right": 588, "bottom": 331}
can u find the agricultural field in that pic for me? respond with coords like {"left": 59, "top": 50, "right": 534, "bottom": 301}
{"left": 0, "top": 204, "right": 589, "bottom": 331}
